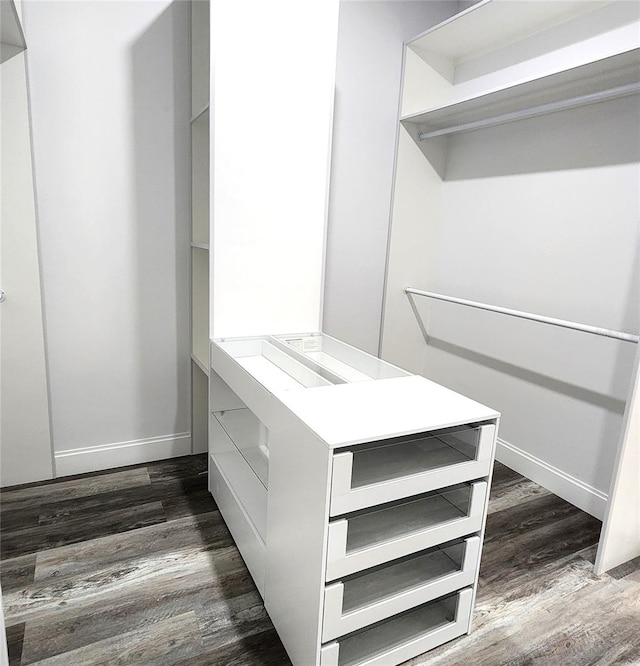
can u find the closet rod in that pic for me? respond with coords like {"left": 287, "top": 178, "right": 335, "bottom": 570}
{"left": 417, "top": 81, "right": 640, "bottom": 140}
{"left": 404, "top": 287, "right": 639, "bottom": 343}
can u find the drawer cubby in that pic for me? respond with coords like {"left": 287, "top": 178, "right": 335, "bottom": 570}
{"left": 216, "top": 337, "right": 333, "bottom": 391}
{"left": 272, "top": 333, "right": 411, "bottom": 383}
{"left": 322, "top": 535, "right": 480, "bottom": 642}
{"left": 326, "top": 481, "right": 487, "bottom": 581}
{"left": 320, "top": 588, "right": 473, "bottom": 666}
{"left": 330, "top": 424, "right": 495, "bottom": 515}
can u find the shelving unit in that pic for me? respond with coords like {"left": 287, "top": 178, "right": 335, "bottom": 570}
{"left": 209, "top": 333, "right": 499, "bottom": 666}
{"left": 382, "top": 0, "right": 639, "bottom": 552}
{"left": 190, "top": 0, "right": 210, "bottom": 453}
{"left": 196, "top": 1, "right": 499, "bottom": 663}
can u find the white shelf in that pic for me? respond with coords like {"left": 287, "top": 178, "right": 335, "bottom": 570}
{"left": 408, "top": 0, "right": 613, "bottom": 65}
{"left": 191, "top": 242, "right": 209, "bottom": 251}
{"left": 214, "top": 408, "right": 269, "bottom": 489}
{"left": 401, "top": 49, "right": 640, "bottom": 139}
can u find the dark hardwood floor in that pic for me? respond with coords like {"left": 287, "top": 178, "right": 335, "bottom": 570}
{"left": 1, "top": 455, "right": 638, "bottom": 665}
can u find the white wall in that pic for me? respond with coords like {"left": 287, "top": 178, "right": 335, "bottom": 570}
{"left": 323, "top": 0, "right": 458, "bottom": 355}
{"left": 23, "top": 0, "right": 191, "bottom": 474}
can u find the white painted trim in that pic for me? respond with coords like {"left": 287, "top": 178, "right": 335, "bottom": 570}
{"left": 55, "top": 432, "right": 192, "bottom": 477}
{"left": 496, "top": 437, "right": 607, "bottom": 521}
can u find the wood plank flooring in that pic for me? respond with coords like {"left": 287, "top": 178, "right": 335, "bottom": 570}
{"left": 1, "top": 455, "right": 638, "bottom": 665}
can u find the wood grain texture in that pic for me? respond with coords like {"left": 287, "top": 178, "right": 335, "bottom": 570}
{"left": 1, "top": 456, "right": 638, "bottom": 666}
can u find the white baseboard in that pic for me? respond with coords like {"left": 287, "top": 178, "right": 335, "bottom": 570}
{"left": 496, "top": 437, "right": 607, "bottom": 521}
{"left": 55, "top": 432, "right": 192, "bottom": 477}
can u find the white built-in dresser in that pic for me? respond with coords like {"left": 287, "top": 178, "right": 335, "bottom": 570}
{"left": 208, "top": 332, "right": 499, "bottom": 666}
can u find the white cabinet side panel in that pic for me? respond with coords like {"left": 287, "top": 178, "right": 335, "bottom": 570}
{"left": 596, "top": 348, "right": 640, "bottom": 573}
{"left": 265, "top": 420, "right": 332, "bottom": 666}
{"left": 380, "top": 129, "right": 444, "bottom": 374}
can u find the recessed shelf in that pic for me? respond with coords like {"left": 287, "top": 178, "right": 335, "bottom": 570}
{"left": 402, "top": 48, "right": 640, "bottom": 139}
{"left": 191, "top": 242, "right": 209, "bottom": 250}
{"left": 214, "top": 408, "right": 269, "bottom": 489}
{"left": 408, "top": 0, "right": 614, "bottom": 65}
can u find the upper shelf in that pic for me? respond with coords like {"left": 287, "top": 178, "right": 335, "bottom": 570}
{"left": 402, "top": 48, "right": 640, "bottom": 139}
{"left": 401, "top": 0, "right": 640, "bottom": 137}
{"left": 409, "top": 0, "right": 614, "bottom": 66}
{"left": 1, "top": 0, "right": 26, "bottom": 64}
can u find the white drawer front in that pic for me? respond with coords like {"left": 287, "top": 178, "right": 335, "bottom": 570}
{"left": 320, "top": 588, "right": 473, "bottom": 666}
{"left": 330, "top": 424, "right": 495, "bottom": 516}
{"left": 210, "top": 418, "right": 268, "bottom": 541}
{"left": 322, "top": 536, "right": 480, "bottom": 642}
{"left": 326, "top": 481, "right": 487, "bottom": 581}
{"left": 209, "top": 455, "right": 266, "bottom": 597}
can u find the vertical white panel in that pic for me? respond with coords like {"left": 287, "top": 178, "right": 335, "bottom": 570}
{"left": 0, "top": 51, "right": 53, "bottom": 486}
{"left": 596, "top": 348, "right": 640, "bottom": 574}
{"left": 324, "top": 1, "right": 457, "bottom": 355}
{"left": 210, "top": 0, "right": 339, "bottom": 339}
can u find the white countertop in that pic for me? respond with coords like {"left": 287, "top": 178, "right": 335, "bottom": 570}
{"left": 278, "top": 375, "right": 499, "bottom": 448}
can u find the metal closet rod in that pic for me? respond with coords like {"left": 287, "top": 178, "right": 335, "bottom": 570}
{"left": 417, "top": 81, "right": 640, "bottom": 140}
{"left": 404, "top": 287, "right": 639, "bottom": 344}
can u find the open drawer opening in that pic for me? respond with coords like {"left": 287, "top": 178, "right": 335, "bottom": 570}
{"left": 215, "top": 337, "right": 333, "bottom": 391}
{"left": 330, "top": 424, "right": 495, "bottom": 515}
{"left": 322, "top": 536, "right": 480, "bottom": 642}
{"left": 326, "top": 482, "right": 487, "bottom": 581}
{"left": 320, "top": 588, "right": 473, "bottom": 666}
{"left": 214, "top": 408, "right": 269, "bottom": 489}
